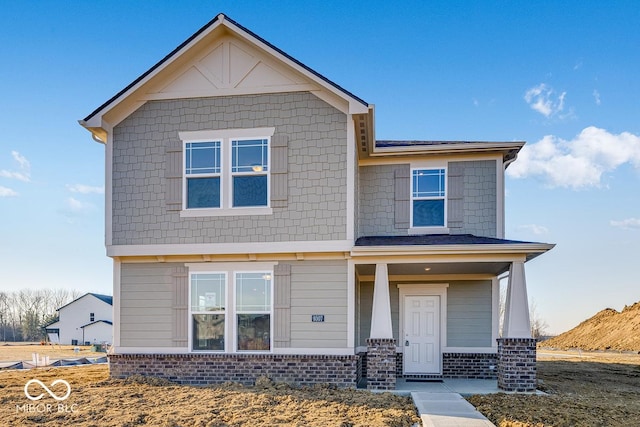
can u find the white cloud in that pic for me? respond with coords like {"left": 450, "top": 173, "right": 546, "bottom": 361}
{"left": 524, "top": 83, "right": 567, "bottom": 118}
{"left": 507, "top": 127, "right": 640, "bottom": 189}
{"left": 0, "top": 151, "right": 31, "bottom": 182}
{"left": 66, "top": 197, "right": 95, "bottom": 213}
{"left": 0, "top": 186, "right": 18, "bottom": 197}
{"left": 517, "top": 224, "right": 549, "bottom": 235}
{"left": 610, "top": 218, "right": 640, "bottom": 230}
{"left": 66, "top": 184, "right": 104, "bottom": 194}
{"left": 593, "top": 89, "right": 601, "bottom": 105}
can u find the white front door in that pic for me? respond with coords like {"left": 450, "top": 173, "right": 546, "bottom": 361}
{"left": 403, "top": 295, "right": 441, "bottom": 374}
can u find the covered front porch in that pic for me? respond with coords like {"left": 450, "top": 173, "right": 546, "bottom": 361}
{"left": 351, "top": 234, "right": 554, "bottom": 392}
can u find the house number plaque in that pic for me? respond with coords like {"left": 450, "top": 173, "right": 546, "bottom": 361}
{"left": 311, "top": 315, "right": 325, "bottom": 322}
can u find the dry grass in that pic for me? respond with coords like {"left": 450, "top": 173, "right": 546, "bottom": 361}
{"left": 0, "top": 364, "right": 419, "bottom": 426}
{"left": 468, "top": 351, "right": 640, "bottom": 426}
{"left": 0, "top": 343, "right": 106, "bottom": 363}
{"left": 3, "top": 345, "right": 639, "bottom": 426}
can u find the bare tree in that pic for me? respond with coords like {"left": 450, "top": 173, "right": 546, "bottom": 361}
{"left": 0, "top": 288, "right": 80, "bottom": 342}
{"left": 499, "top": 281, "right": 548, "bottom": 339}
{"left": 529, "top": 298, "right": 549, "bottom": 339}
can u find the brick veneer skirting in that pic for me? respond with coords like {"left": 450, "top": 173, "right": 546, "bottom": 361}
{"left": 108, "top": 353, "right": 358, "bottom": 388}
{"left": 442, "top": 353, "right": 498, "bottom": 379}
{"left": 361, "top": 351, "right": 498, "bottom": 380}
{"left": 497, "top": 338, "right": 537, "bottom": 392}
{"left": 366, "top": 338, "right": 396, "bottom": 390}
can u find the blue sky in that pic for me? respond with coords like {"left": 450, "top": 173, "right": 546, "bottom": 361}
{"left": 1, "top": 1, "right": 638, "bottom": 334}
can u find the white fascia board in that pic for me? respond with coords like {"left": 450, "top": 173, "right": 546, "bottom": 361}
{"left": 83, "top": 19, "right": 226, "bottom": 131}
{"left": 351, "top": 243, "right": 555, "bottom": 258}
{"left": 107, "top": 239, "right": 354, "bottom": 257}
{"left": 371, "top": 142, "right": 525, "bottom": 156}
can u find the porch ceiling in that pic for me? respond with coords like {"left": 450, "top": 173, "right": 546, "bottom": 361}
{"left": 355, "top": 261, "right": 511, "bottom": 277}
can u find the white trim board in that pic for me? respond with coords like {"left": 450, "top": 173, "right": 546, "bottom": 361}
{"left": 108, "top": 240, "right": 354, "bottom": 257}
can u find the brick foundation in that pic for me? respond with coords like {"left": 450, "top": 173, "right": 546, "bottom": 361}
{"left": 497, "top": 338, "right": 537, "bottom": 392}
{"left": 442, "top": 353, "right": 498, "bottom": 379}
{"left": 366, "top": 338, "right": 396, "bottom": 390}
{"left": 108, "top": 353, "right": 358, "bottom": 388}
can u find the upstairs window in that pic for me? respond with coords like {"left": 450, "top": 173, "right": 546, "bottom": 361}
{"left": 411, "top": 168, "right": 446, "bottom": 227}
{"left": 89, "top": 312, "right": 95, "bottom": 322}
{"left": 185, "top": 141, "right": 221, "bottom": 209}
{"left": 180, "top": 128, "right": 273, "bottom": 214}
{"left": 231, "top": 139, "right": 268, "bottom": 207}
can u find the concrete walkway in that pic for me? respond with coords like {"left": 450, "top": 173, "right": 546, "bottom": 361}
{"left": 396, "top": 379, "right": 497, "bottom": 426}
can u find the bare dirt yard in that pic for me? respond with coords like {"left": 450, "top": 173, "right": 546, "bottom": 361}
{"left": 468, "top": 350, "right": 640, "bottom": 426}
{"left": 2, "top": 345, "right": 639, "bottom": 426}
{"left": 0, "top": 364, "right": 419, "bottom": 427}
{"left": 0, "top": 343, "right": 106, "bottom": 364}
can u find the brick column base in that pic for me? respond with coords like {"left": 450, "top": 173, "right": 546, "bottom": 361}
{"left": 497, "top": 338, "right": 537, "bottom": 392}
{"left": 366, "top": 338, "right": 396, "bottom": 390}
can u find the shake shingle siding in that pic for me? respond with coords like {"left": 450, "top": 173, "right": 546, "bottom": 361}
{"left": 111, "top": 92, "right": 348, "bottom": 246}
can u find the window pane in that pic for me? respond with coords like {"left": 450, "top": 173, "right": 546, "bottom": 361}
{"left": 192, "top": 314, "right": 224, "bottom": 351}
{"left": 237, "top": 314, "right": 270, "bottom": 351}
{"left": 232, "top": 139, "right": 268, "bottom": 173}
{"left": 186, "top": 142, "right": 220, "bottom": 174}
{"left": 412, "top": 169, "right": 445, "bottom": 198}
{"left": 187, "top": 177, "right": 220, "bottom": 208}
{"left": 191, "top": 273, "right": 226, "bottom": 311}
{"left": 236, "top": 272, "right": 271, "bottom": 312}
{"left": 413, "top": 200, "right": 445, "bottom": 227}
{"left": 233, "top": 175, "right": 267, "bottom": 207}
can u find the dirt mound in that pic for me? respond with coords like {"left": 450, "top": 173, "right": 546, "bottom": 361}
{"left": 541, "top": 301, "right": 640, "bottom": 351}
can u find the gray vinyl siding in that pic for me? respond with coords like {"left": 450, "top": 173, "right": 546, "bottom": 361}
{"left": 357, "top": 160, "right": 498, "bottom": 237}
{"left": 447, "top": 160, "right": 497, "bottom": 237}
{"left": 120, "top": 263, "right": 181, "bottom": 347}
{"left": 112, "top": 92, "right": 348, "bottom": 246}
{"left": 357, "top": 280, "right": 492, "bottom": 348}
{"left": 287, "top": 260, "right": 348, "bottom": 348}
{"left": 447, "top": 280, "right": 492, "bottom": 347}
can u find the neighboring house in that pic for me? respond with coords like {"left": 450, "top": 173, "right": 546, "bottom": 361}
{"left": 79, "top": 14, "right": 553, "bottom": 391}
{"left": 45, "top": 293, "right": 113, "bottom": 345}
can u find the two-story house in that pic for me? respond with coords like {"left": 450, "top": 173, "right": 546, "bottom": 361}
{"left": 80, "top": 14, "right": 553, "bottom": 391}
{"left": 45, "top": 293, "right": 113, "bottom": 346}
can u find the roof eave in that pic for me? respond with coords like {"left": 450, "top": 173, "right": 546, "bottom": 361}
{"left": 351, "top": 243, "right": 555, "bottom": 260}
{"left": 370, "top": 141, "right": 525, "bottom": 160}
{"left": 79, "top": 13, "right": 370, "bottom": 139}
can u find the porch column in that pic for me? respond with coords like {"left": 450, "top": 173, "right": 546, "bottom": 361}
{"left": 367, "top": 263, "right": 396, "bottom": 390}
{"left": 498, "top": 261, "right": 536, "bottom": 392}
{"left": 502, "top": 261, "right": 531, "bottom": 338}
{"left": 370, "top": 263, "right": 393, "bottom": 339}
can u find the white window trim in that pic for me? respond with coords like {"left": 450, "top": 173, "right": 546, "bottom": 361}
{"left": 179, "top": 127, "right": 275, "bottom": 217}
{"left": 233, "top": 271, "right": 274, "bottom": 354}
{"left": 188, "top": 271, "right": 228, "bottom": 353}
{"left": 409, "top": 163, "right": 449, "bottom": 234}
{"left": 187, "top": 262, "right": 276, "bottom": 354}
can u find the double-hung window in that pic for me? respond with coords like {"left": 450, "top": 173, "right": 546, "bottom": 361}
{"left": 190, "top": 273, "right": 226, "bottom": 351}
{"left": 189, "top": 267, "right": 273, "bottom": 353}
{"left": 411, "top": 168, "right": 446, "bottom": 227}
{"left": 231, "top": 139, "right": 269, "bottom": 207}
{"left": 185, "top": 141, "right": 221, "bottom": 209}
{"left": 179, "top": 127, "right": 274, "bottom": 216}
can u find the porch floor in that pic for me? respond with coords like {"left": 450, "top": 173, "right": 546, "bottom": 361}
{"left": 396, "top": 378, "right": 500, "bottom": 396}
